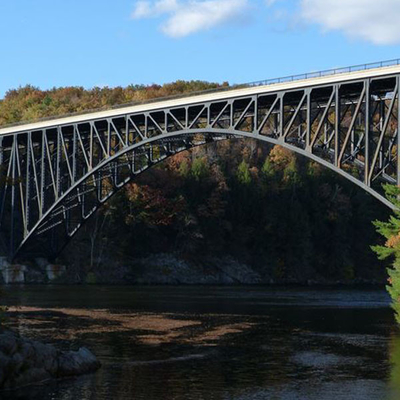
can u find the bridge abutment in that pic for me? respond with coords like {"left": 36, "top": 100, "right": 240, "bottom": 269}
{"left": 0, "top": 257, "right": 66, "bottom": 284}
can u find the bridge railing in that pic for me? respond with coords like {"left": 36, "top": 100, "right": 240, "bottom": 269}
{"left": 2, "top": 58, "right": 400, "bottom": 131}
{"left": 246, "top": 58, "right": 400, "bottom": 87}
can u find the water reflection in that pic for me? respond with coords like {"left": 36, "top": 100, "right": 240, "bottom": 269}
{"left": 1, "top": 286, "right": 398, "bottom": 400}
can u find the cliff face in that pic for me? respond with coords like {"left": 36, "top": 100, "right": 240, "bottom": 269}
{"left": 0, "top": 253, "right": 387, "bottom": 285}
{"left": 96, "top": 254, "right": 264, "bottom": 285}
{"left": 91, "top": 254, "right": 385, "bottom": 286}
{"left": 2, "top": 252, "right": 383, "bottom": 286}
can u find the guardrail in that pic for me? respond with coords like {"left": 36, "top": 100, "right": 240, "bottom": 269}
{"left": 246, "top": 58, "right": 400, "bottom": 87}
{"left": 1, "top": 58, "right": 400, "bottom": 130}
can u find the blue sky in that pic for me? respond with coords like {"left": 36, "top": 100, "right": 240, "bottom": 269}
{"left": 1, "top": 0, "right": 400, "bottom": 99}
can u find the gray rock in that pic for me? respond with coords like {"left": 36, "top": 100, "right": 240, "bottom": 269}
{"left": 0, "top": 351, "right": 10, "bottom": 386}
{"left": 0, "top": 330, "right": 100, "bottom": 391}
{"left": 19, "top": 342, "right": 35, "bottom": 367}
{"left": 58, "top": 347, "right": 100, "bottom": 377}
{"left": 33, "top": 341, "right": 58, "bottom": 375}
{"left": 0, "top": 331, "right": 17, "bottom": 356}
{"left": 9, "top": 367, "right": 51, "bottom": 390}
{"left": 10, "top": 352, "right": 24, "bottom": 374}
{"left": 129, "top": 253, "right": 262, "bottom": 285}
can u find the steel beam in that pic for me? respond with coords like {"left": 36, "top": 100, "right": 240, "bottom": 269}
{"left": 0, "top": 71, "right": 399, "bottom": 260}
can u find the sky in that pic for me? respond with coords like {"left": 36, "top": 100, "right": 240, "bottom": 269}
{"left": 1, "top": 0, "right": 400, "bottom": 99}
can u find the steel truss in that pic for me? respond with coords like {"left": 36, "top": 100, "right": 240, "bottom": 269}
{"left": 1, "top": 74, "right": 399, "bottom": 259}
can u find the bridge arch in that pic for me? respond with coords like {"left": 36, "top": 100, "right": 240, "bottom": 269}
{"left": 1, "top": 65, "right": 399, "bottom": 259}
{"left": 16, "top": 127, "right": 394, "bottom": 259}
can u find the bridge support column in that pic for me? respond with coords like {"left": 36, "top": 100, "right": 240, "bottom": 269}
{"left": 0, "top": 258, "right": 27, "bottom": 284}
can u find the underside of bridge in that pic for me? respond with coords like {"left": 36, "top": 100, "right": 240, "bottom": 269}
{"left": 0, "top": 70, "right": 399, "bottom": 260}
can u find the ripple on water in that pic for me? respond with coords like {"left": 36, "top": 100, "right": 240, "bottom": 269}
{"left": 291, "top": 351, "right": 358, "bottom": 369}
{"left": 1, "top": 286, "right": 396, "bottom": 400}
{"left": 228, "top": 380, "right": 388, "bottom": 400}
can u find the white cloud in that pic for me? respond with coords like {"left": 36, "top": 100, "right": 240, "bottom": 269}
{"left": 131, "top": 0, "right": 250, "bottom": 38}
{"left": 301, "top": 0, "right": 400, "bottom": 45}
{"left": 132, "top": 0, "right": 179, "bottom": 18}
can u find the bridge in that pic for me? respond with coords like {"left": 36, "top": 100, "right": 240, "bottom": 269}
{"left": 1, "top": 59, "right": 400, "bottom": 260}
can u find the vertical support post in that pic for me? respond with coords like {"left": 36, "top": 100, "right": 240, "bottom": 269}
{"left": 306, "top": 89, "right": 311, "bottom": 149}
{"left": 56, "top": 128, "right": 61, "bottom": 198}
{"left": 40, "top": 130, "right": 46, "bottom": 217}
{"left": 25, "top": 132, "right": 32, "bottom": 235}
{"left": 334, "top": 84, "right": 340, "bottom": 167}
{"left": 365, "top": 79, "right": 371, "bottom": 185}
{"left": 125, "top": 116, "right": 130, "bottom": 146}
{"left": 379, "top": 95, "right": 385, "bottom": 169}
{"left": 279, "top": 93, "right": 284, "bottom": 139}
{"left": 230, "top": 101, "right": 234, "bottom": 129}
{"left": 254, "top": 96, "right": 258, "bottom": 134}
{"left": 107, "top": 120, "right": 111, "bottom": 158}
{"left": 72, "top": 125, "right": 77, "bottom": 184}
{"left": 89, "top": 123, "right": 93, "bottom": 170}
{"left": 97, "top": 169, "right": 102, "bottom": 202}
{"left": 10, "top": 139, "right": 16, "bottom": 259}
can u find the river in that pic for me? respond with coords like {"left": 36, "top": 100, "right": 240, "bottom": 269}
{"left": 1, "top": 285, "right": 399, "bottom": 400}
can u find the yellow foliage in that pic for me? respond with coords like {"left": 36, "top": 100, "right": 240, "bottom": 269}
{"left": 268, "top": 145, "right": 295, "bottom": 170}
{"left": 387, "top": 233, "right": 400, "bottom": 249}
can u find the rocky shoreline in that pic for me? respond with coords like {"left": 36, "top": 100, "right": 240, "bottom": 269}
{"left": 0, "top": 330, "right": 100, "bottom": 391}
{"left": 0, "top": 253, "right": 386, "bottom": 286}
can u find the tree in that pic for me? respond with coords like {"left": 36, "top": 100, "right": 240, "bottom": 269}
{"left": 191, "top": 157, "right": 209, "bottom": 181}
{"left": 372, "top": 184, "right": 400, "bottom": 323}
{"left": 237, "top": 160, "right": 251, "bottom": 185}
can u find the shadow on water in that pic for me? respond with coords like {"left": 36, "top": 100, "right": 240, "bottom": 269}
{"left": 2, "top": 285, "right": 400, "bottom": 400}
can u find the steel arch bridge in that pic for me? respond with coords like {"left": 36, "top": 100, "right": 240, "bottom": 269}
{"left": 1, "top": 60, "right": 400, "bottom": 260}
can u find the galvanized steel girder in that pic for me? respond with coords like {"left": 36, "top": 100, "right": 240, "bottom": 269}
{"left": 0, "top": 73, "right": 399, "bottom": 259}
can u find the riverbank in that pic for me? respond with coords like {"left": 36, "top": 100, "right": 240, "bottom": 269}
{"left": 0, "top": 253, "right": 387, "bottom": 286}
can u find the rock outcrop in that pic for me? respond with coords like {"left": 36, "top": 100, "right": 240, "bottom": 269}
{"left": 0, "top": 330, "right": 100, "bottom": 391}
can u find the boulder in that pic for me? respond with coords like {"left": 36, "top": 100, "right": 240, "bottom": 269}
{"left": 0, "top": 330, "right": 100, "bottom": 391}
{"left": 0, "top": 331, "right": 17, "bottom": 356}
{"left": 58, "top": 347, "right": 100, "bottom": 377}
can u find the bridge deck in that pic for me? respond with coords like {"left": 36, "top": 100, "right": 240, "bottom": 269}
{"left": 1, "top": 63, "right": 400, "bottom": 136}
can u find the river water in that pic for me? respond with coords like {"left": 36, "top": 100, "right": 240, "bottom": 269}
{"left": 1, "top": 285, "right": 400, "bottom": 400}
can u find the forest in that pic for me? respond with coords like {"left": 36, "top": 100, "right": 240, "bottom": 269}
{"left": 0, "top": 83, "right": 391, "bottom": 284}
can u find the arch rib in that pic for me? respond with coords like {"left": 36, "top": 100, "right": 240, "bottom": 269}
{"left": 0, "top": 70, "right": 399, "bottom": 259}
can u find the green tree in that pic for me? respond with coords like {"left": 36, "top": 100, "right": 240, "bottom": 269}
{"left": 372, "top": 184, "right": 400, "bottom": 323}
{"left": 191, "top": 157, "right": 209, "bottom": 181}
{"left": 237, "top": 160, "right": 251, "bottom": 185}
{"left": 261, "top": 158, "right": 275, "bottom": 179}
{"left": 178, "top": 159, "right": 190, "bottom": 177}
